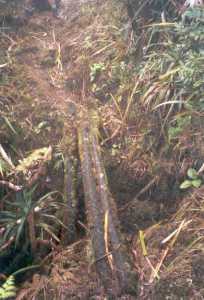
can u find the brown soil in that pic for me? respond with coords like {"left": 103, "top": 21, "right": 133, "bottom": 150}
{"left": 1, "top": 1, "right": 203, "bottom": 299}
{"left": 10, "top": 2, "right": 139, "bottom": 299}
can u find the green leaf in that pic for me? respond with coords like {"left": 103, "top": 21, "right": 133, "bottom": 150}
{"left": 3, "top": 116, "right": 17, "bottom": 135}
{"left": 180, "top": 180, "right": 192, "bottom": 189}
{"left": 187, "top": 168, "right": 198, "bottom": 179}
{"left": 37, "top": 223, "right": 60, "bottom": 242}
{"left": 0, "top": 276, "right": 16, "bottom": 299}
{"left": 168, "top": 126, "right": 182, "bottom": 139}
{"left": 192, "top": 179, "right": 202, "bottom": 188}
{"left": 15, "top": 147, "right": 52, "bottom": 173}
{"left": 0, "top": 291, "right": 16, "bottom": 299}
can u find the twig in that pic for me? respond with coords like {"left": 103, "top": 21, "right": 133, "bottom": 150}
{"left": 0, "top": 180, "right": 22, "bottom": 192}
{"left": 104, "top": 210, "right": 114, "bottom": 271}
{"left": 0, "top": 63, "right": 8, "bottom": 68}
{"left": 119, "top": 176, "right": 158, "bottom": 211}
{"left": 145, "top": 256, "right": 159, "bottom": 280}
{"left": 149, "top": 219, "right": 186, "bottom": 283}
{"left": 0, "top": 143, "right": 15, "bottom": 169}
{"left": 101, "top": 125, "right": 121, "bottom": 145}
{"left": 161, "top": 219, "right": 192, "bottom": 245}
{"left": 198, "top": 162, "right": 204, "bottom": 174}
{"left": 0, "top": 236, "right": 14, "bottom": 252}
{"left": 123, "top": 79, "right": 140, "bottom": 123}
{"left": 92, "top": 244, "right": 121, "bottom": 265}
{"left": 149, "top": 247, "right": 169, "bottom": 284}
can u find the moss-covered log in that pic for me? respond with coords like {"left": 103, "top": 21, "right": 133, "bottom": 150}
{"left": 61, "top": 102, "right": 78, "bottom": 245}
{"left": 62, "top": 155, "right": 78, "bottom": 245}
{"left": 78, "top": 109, "right": 137, "bottom": 296}
{"left": 91, "top": 131, "right": 129, "bottom": 289}
{"left": 78, "top": 114, "right": 113, "bottom": 294}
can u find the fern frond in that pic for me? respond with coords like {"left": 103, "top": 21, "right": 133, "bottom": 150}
{"left": 0, "top": 276, "right": 16, "bottom": 299}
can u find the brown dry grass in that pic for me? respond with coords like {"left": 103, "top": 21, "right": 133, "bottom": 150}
{"left": 1, "top": 1, "right": 204, "bottom": 299}
{"left": 132, "top": 187, "right": 204, "bottom": 299}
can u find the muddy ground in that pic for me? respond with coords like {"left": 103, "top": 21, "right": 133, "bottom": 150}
{"left": 1, "top": 0, "right": 204, "bottom": 299}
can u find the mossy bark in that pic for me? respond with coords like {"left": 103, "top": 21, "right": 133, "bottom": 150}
{"left": 62, "top": 154, "right": 78, "bottom": 245}
{"left": 61, "top": 104, "right": 78, "bottom": 245}
{"left": 78, "top": 115, "right": 113, "bottom": 294}
{"left": 78, "top": 109, "right": 137, "bottom": 296}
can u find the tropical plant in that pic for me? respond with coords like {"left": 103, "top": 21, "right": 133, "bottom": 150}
{"left": 0, "top": 276, "right": 16, "bottom": 300}
{"left": 180, "top": 168, "right": 202, "bottom": 189}
{"left": 90, "top": 62, "right": 106, "bottom": 82}
{"left": 0, "top": 187, "right": 62, "bottom": 259}
{"left": 140, "top": 6, "right": 204, "bottom": 111}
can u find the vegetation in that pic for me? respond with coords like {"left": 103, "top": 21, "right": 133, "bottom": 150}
{"left": 0, "top": 0, "right": 204, "bottom": 299}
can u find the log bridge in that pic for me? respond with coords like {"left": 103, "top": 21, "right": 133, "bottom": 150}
{"left": 63, "top": 102, "right": 137, "bottom": 298}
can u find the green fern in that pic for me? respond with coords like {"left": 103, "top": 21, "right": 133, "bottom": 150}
{"left": 0, "top": 276, "right": 16, "bottom": 299}
{"left": 182, "top": 7, "right": 204, "bottom": 23}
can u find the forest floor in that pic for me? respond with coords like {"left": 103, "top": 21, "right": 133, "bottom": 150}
{"left": 1, "top": 0, "right": 204, "bottom": 299}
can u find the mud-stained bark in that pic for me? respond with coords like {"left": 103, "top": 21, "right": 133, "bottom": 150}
{"left": 78, "top": 114, "right": 113, "bottom": 294}
{"left": 61, "top": 102, "right": 78, "bottom": 245}
{"left": 91, "top": 127, "right": 129, "bottom": 290}
{"left": 27, "top": 210, "right": 37, "bottom": 255}
{"left": 62, "top": 154, "right": 78, "bottom": 245}
{"left": 78, "top": 109, "right": 137, "bottom": 297}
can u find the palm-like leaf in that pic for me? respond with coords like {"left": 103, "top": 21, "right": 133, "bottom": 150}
{"left": 0, "top": 187, "right": 61, "bottom": 250}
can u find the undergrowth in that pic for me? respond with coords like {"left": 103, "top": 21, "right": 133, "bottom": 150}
{"left": 1, "top": 0, "right": 204, "bottom": 299}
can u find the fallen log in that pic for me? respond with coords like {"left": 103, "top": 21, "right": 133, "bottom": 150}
{"left": 91, "top": 130, "right": 129, "bottom": 290}
{"left": 62, "top": 154, "right": 78, "bottom": 245}
{"left": 61, "top": 102, "right": 78, "bottom": 245}
{"left": 78, "top": 114, "right": 113, "bottom": 294}
{"left": 78, "top": 108, "right": 137, "bottom": 297}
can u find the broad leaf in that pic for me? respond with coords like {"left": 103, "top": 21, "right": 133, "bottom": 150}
{"left": 192, "top": 179, "right": 202, "bottom": 188}
{"left": 180, "top": 180, "right": 192, "bottom": 189}
{"left": 187, "top": 168, "right": 198, "bottom": 179}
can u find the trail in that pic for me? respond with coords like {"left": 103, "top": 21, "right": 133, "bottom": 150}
{"left": 17, "top": 14, "right": 79, "bottom": 111}
{"left": 13, "top": 2, "right": 137, "bottom": 299}
{"left": 1, "top": 1, "right": 203, "bottom": 299}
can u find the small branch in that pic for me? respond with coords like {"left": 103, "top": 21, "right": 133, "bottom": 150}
{"left": 119, "top": 176, "right": 158, "bottom": 211}
{"left": 0, "top": 63, "right": 8, "bottom": 68}
{"left": 104, "top": 210, "right": 114, "bottom": 271}
{"left": 0, "top": 143, "right": 15, "bottom": 169}
{"left": 0, "top": 180, "right": 22, "bottom": 192}
{"left": 0, "top": 236, "right": 14, "bottom": 252}
{"left": 149, "top": 219, "right": 186, "bottom": 283}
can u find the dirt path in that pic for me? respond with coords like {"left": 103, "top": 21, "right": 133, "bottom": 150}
{"left": 1, "top": 2, "right": 203, "bottom": 299}
{"left": 17, "top": 17, "right": 78, "bottom": 110}
{"left": 12, "top": 4, "right": 138, "bottom": 299}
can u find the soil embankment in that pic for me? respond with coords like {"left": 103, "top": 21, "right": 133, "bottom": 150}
{"left": 1, "top": 1, "right": 204, "bottom": 299}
